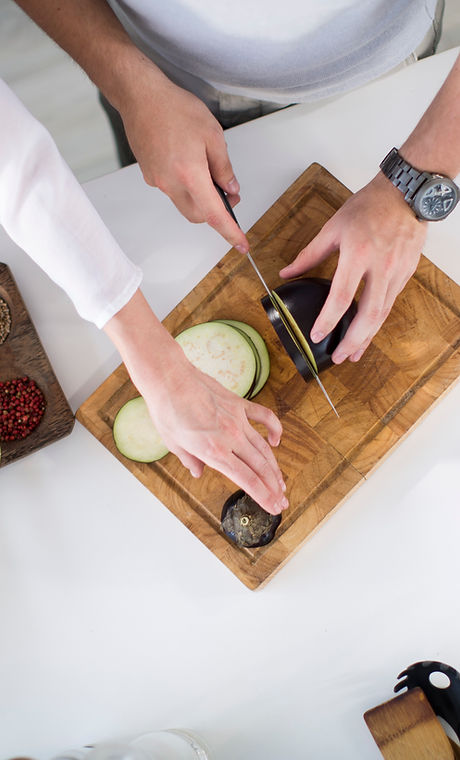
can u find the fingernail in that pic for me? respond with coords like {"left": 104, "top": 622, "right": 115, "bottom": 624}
{"left": 236, "top": 244, "right": 248, "bottom": 254}
{"left": 350, "top": 349, "right": 364, "bottom": 362}
{"left": 333, "top": 351, "right": 347, "bottom": 364}
{"left": 280, "top": 479, "right": 286, "bottom": 492}
{"left": 282, "top": 496, "right": 289, "bottom": 509}
{"left": 311, "top": 330, "right": 324, "bottom": 343}
{"left": 227, "top": 177, "right": 240, "bottom": 194}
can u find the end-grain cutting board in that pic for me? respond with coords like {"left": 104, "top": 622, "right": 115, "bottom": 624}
{"left": 76, "top": 164, "right": 460, "bottom": 589}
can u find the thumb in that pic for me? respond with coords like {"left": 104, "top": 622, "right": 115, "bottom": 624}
{"left": 279, "top": 221, "right": 337, "bottom": 278}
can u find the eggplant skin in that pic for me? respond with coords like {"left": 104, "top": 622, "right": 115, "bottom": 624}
{"left": 221, "top": 489, "right": 282, "bottom": 548}
{"left": 261, "top": 277, "right": 357, "bottom": 378}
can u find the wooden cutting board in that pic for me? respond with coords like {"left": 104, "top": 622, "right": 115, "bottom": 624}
{"left": 76, "top": 164, "right": 460, "bottom": 589}
{"left": 0, "top": 263, "right": 75, "bottom": 466}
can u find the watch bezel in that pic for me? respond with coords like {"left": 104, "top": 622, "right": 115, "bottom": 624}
{"left": 412, "top": 175, "right": 459, "bottom": 221}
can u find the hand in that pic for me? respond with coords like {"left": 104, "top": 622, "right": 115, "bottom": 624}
{"left": 279, "top": 173, "right": 427, "bottom": 362}
{"left": 105, "top": 292, "right": 286, "bottom": 516}
{"left": 118, "top": 59, "right": 249, "bottom": 252}
{"left": 144, "top": 360, "right": 287, "bottom": 516}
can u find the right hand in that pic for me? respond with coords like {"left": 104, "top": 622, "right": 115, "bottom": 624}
{"left": 144, "top": 359, "right": 288, "bottom": 516}
{"left": 118, "top": 59, "right": 250, "bottom": 252}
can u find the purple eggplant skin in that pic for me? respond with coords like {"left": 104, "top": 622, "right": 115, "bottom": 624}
{"left": 261, "top": 277, "right": 357, "bottom": 379}
{"left": 221, "top": 489, "right": 282, "bottom": 548}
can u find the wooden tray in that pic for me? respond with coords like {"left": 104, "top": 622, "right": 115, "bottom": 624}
{"left": 76, "top": 164, "right": 460, "bottom": 589}
{"left": 0, "top": 263, "right": 74, "bottom": 466}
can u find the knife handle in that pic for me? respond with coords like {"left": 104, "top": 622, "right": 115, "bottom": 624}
{"left": 395, "top": 661, "right": 460, "bottom": 741}
{"left": 213, "top": 182, "right": 241, "bottom": 228}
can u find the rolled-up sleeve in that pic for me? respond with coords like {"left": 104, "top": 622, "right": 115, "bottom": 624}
{"left": 0, "top": 78, "right": 142, "bottom": 328}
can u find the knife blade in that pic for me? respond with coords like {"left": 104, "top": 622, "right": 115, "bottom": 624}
{"left": 214, "top": 183, "right": 339, "bottom": 417}
{"left": 213, "top": 183, "right": 272, "bottom": 297}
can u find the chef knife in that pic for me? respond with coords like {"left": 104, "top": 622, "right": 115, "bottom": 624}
{"left": 214, "top": 183, "right": 339, "bottom": 417}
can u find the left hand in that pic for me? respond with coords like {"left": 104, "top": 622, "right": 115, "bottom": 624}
{"left": 279, "top": 172, "right": 427, "bottom": 363}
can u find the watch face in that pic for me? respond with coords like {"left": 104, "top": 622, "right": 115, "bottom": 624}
{"left": 414, "top": 177, "right": 459, "bottom": 220}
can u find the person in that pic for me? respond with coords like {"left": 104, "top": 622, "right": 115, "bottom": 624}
{"left": 13, "top": 0, "right": 460, "bottom": 367}
{"left": 0, "top": 78, "right": 287, "bottom": 516}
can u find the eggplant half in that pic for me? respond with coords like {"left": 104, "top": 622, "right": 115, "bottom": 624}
{"left": 221, "top": 489, "right": 281, "bottom": 548}
{"left": 261, "top": 277, "right": 357, "bottom": 379}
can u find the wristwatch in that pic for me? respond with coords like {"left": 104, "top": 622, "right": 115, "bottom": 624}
{"left": 379, "top": 147, "right": 459, "bottom": 221}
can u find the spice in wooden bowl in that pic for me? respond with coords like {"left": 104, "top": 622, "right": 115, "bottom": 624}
{"left": 0, "top": 297, "right": 11, "bottom": 344}
{"left": 0, "top": 376, "right": 46, "bottom": 441}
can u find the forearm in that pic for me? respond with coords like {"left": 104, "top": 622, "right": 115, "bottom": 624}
{"left": 103, "top": 289, "right": 188, "bottom": 397}
{"left": 14, "top": 0, "right": 171, "bottom": 110}
{"left": 400, "top": 53, "right": 460, "bottom": 177}
{"left": 0, "top": 79, "right": 141, "bottom": 327}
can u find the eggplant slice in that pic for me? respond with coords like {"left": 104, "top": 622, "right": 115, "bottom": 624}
{"left": 221, "top": 490, "right": 282, "bottom": 548}
{"left": 261, "top": 277, "right": 357, "bottom": 379}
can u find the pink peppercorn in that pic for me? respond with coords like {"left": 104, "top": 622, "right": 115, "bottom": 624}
{"left": 0, "top": 376, "right": 46, "bottom": 441}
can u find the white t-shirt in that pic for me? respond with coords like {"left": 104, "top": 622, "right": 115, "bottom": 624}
{"left": 107, "top": 0, "right": 438, "bottom": 103}
{"left": 0, "top": 79, "right": 142, "bottom": 328}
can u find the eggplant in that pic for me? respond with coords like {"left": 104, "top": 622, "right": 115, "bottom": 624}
{"left": 261, "top": 277, "right": 357, "bottom": 379}
{"left": 113, "top": 396, "right": 169, "bottom": 463}
{"left": 175, "top": 321, "right": 258, "bottom": 398}
{"left": 221, "top": 489, "right": 282, "bottom": 548}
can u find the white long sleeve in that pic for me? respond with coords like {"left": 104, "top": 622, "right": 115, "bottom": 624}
{"left": 0, "top": 78, "right": 142, "bottom": 328}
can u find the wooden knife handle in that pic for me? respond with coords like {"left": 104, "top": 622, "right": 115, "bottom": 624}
{"left": 364, "top": 687, "right": 455, "bottom": 759}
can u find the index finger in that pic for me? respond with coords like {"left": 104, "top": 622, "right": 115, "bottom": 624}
{"left": 310, "top": 254, "right": 363, "bottom": 344}
{"left": 218, "top": 452, "right": 287, "bottom": 515}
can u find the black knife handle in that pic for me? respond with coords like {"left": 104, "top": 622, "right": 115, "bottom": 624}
{"left": 213, "top": 182, "right": 241, "bottom": 228}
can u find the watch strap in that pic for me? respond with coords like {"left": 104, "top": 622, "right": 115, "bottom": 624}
{"left": 379, "top": 148, "right": 431, "bottom": 204}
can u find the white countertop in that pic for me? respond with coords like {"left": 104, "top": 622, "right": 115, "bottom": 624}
{"left": 1, "top": 47, "right": 460, "bottom": 760}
